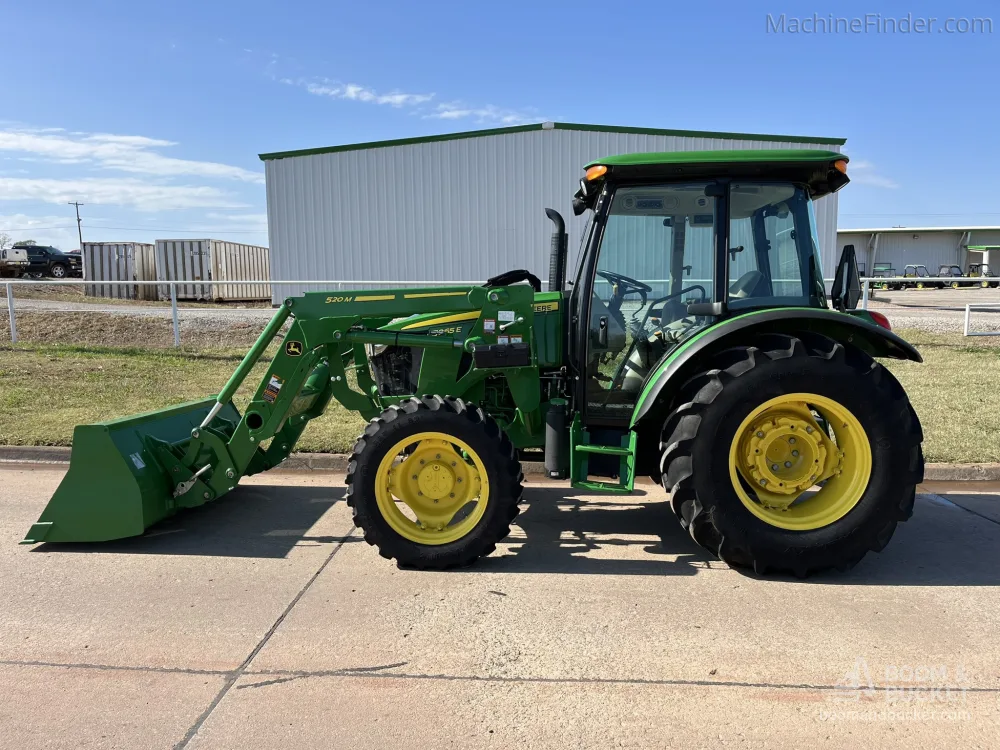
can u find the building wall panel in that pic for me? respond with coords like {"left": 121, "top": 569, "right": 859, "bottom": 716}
{"left": 264, "top": 127, "right": 841, "bottom": 300}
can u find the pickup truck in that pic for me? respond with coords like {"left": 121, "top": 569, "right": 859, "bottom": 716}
{"left": 15, "top": 244, "right": 83, "bottom": 279}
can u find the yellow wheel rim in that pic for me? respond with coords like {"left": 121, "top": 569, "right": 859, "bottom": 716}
{"left": 728, "top": 394, "right": 872, "bottom": 531}
{"left": 952, "top": 281, "right": 960, "bottom": 289}
{"left": 375, "top": 431, "right": 489, "bottom": 545}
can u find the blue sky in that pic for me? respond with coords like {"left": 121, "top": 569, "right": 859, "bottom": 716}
{"left": 1, "top": 0, "right": 998, "bottom": 250}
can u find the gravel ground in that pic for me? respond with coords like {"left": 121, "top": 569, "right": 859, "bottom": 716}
{"left": 867, "top": 287, "right": 1000, "bottom": 334}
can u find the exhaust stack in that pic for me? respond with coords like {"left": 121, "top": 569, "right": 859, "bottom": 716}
{"left": 545, "top": 208, "right": 568, "bottom": 293}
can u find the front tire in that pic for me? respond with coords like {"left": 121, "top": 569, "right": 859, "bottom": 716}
{"left": 346, "top": 396, "right": 523, "bottom": 569}
{"left": 660, "top": 333, "right": 923, "bottom": 576}
{"left": 50, "top": 264, "right": 67, "bottom": 279}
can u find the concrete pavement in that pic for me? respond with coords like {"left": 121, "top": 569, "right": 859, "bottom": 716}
{"left": 2, "top": 467, "right": 998, "bottom": 748}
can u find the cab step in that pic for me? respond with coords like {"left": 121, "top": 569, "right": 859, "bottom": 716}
{"left": 569, "top": 418, "right": 637, "bottom": 494}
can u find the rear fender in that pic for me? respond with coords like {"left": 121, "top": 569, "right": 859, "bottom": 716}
{"left": 629, "top": 308, "right": 921, "bottom": 432}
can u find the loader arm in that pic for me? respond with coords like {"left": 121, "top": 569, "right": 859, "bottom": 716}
{"left": 23, "top": 284, "right": 544, "bottom": 544}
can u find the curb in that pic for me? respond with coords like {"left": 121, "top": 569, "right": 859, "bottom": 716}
{"left": 0, "top": 445, "right": 997, "bottom": 482}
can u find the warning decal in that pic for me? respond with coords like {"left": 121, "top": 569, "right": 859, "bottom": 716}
{"left": 263, "top": 374, "right": 284, "bottom": 403}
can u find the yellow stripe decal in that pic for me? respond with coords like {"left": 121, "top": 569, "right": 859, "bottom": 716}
{"left": 403, "top": 291, "right": 468, "bottom": 299}
{"left": 401, "top": 311, "right": 479, "bottom": 330}
{"left": 533, "top": 300, "right": 560, "bottom": 312}
{"left": 354, "top": 294, "right": 396, "bottom": 302}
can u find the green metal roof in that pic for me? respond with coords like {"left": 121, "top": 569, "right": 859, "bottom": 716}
{"left": 258, "top": 122, "right": 846, "bottom": 161}
{"left": 587, "top": 149, "right": 846, "bottom": 168}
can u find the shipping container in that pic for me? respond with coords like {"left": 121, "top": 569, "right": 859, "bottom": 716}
{"left": 261, "top": 122, "right": 845, "bottom": 301}
{"left": 82, "top": 242, "right": 156, "bottom": 300}
{"left": 155, "top": 239, "right": 270, "bottom": 301}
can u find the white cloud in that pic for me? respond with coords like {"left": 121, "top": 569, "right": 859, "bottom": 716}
{"left": 427, "top": 102, "right": 542, "bottom": 126}
{"left": 281, "top": 73, "right": 545, "bottom": 126}
{"left": 299, "top": 80, "right": 434, "bottom": 107}
{"left": 0, "top": 177, "right": 247, "bottom": 211}
{"left": 849, "top": 159, "right": 898, "bottom": 189}
{"left": 0, "top": 128, "right": 264, "bottom": 184}
{"left": 0, "top": 213, "right": 80, "bottom": 250}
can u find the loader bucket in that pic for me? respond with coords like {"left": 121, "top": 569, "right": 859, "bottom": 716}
{"left": 22, "top": 397, "right": 242, "bottom": 544}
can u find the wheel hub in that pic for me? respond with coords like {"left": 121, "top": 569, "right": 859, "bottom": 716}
{"left": 386, "top": 438, "right": 482, "bottom": 531}
{"left": 744, "top": 413, "right": 827, "bottom": 505}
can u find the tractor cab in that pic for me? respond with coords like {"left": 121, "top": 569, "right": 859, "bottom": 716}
{"left": 570, "top": 150, "right": 846, "bottom": 427}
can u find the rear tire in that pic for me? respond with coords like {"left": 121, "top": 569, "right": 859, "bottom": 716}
{"left": 346, "top": 396, "right": 523, "bottom": 569}
{"left": 659, "top": 333, "right": 923, "bottom": 576}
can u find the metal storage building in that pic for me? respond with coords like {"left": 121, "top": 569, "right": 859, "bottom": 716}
{"left": 82, "top": 242, "right": 157, "bottom": 300}
{"left": 836, "top": 227, "right": 1000, "bottom": 277}
{"left": 260, "top": 122, "right": 846, "bottom": 301}
{"left": 155, "top": 239, "right": 271, "bottom": 301}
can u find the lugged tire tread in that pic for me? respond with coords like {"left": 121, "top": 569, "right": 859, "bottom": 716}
{"left": 658, "top": 333, "right": 923, "bottom": 576}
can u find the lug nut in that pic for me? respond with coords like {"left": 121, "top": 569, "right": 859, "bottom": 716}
{"left": 450, "top": 493, "right": 455, "bottom": 498}
{"left": 759, "top": 479, "right": 767, "bottom": 486}
{"left": 806, "top": 427, "right": 814, "bottom": 434}
{"left": 788, "top": 437, "right": 796, "bottom": 444}
{"left": 756, "top": 431, "right": 764, "bottom": 438}
{"left": 771, "top": 464, "right": 780, "bottom": 471}
{"left": 784, "top": 461, "right": 792, "bottom": 468}
{"left": 791, "top": 450, "right": 799, "bottom": 457}
{"left": 412, "top": 474, "right": 418, "bottom": 480}
{"left": 457, "top": 478, "right": 462, "bottom": 483}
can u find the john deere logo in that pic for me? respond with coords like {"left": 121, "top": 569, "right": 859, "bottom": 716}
{"left": 285, "top": 341, "right": 303, "bottom": 357}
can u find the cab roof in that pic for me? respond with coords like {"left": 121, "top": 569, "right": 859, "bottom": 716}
{"left": 584, "top": 149, "right": 849, "bottom": 197}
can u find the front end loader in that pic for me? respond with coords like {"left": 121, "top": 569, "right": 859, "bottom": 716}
{"left": 25, "top": 149, "right": 925, "bottom": 577}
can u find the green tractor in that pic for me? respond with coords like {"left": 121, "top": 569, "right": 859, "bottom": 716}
{"left": 23, "top": 150, "right": 924, "bottom": 576}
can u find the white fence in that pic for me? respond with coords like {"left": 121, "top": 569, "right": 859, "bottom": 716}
{"left": 2, "top": 279, "right": 486, "bottom": 347}
{"left": 861, "top": 277, "right": 1000, "bottom": 337}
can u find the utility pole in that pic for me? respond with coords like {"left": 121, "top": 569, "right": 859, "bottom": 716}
{"left": 68, "top": 202, "right": 84, "bottom": 250}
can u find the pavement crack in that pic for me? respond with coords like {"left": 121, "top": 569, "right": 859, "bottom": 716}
{"left": 236, "top": 661, "right": 408, "bottom": 690}
{"left": 241, "top": 668, "right": 1000, "bottom": 694}
{"left": 0, "top": 658, "right": 229, "bottom": 677}
{"left": 172, "top": 526, "right": 356, "bottom": 749}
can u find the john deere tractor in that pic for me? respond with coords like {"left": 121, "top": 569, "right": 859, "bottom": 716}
{"left": 24, "top": 150, "right": 924, "bottom": 576}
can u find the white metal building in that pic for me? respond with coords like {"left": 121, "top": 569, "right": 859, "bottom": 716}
{"left": 261, "top": 122, "right": 846, "bottom": 300}
{"left": 836, "top": 227, "right": 1000, "bottom": 276}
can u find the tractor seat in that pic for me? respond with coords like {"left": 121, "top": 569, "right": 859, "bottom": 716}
{"left": 729, "top": 270, "right": 765, "bottom": 299}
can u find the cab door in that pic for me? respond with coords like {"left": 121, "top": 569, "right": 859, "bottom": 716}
{"left": 578, "top": 182, "right": 720, "bottom": 427}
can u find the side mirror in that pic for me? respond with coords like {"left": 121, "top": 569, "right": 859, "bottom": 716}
{"left": 832, "top": 244, "right": 862, "bottom": 311}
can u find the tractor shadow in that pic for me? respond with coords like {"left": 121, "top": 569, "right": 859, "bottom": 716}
{"left": 472, "top": 486, "right": 716, "bottom": 577}
{"left": 31, "top": 484, "right": 354, "bottom": 559}
{"left": 478, "top": 488, "right": 1000, "bottom": 585}
{"left": 797, "top": 493, "right": 1000, "bottom": 587}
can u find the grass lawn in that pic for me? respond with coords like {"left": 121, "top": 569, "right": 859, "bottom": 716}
{"left": 0, "top": 326, "right": 996, "bottom": 462}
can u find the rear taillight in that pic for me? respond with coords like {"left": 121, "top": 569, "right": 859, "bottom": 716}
{"left": 869, "top": 311, "right": 891, "bottom": 331}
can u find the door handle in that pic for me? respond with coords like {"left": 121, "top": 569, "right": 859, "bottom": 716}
{"left": 597, "top": 315, "right": 608, "bottom": 347}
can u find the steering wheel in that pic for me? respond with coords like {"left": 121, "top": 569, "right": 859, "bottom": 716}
{"left": 596, "top": 270, "right": 653, "bottom": 309}
{"left": 636, "top": 285, "right": 708, "bottom": 333}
